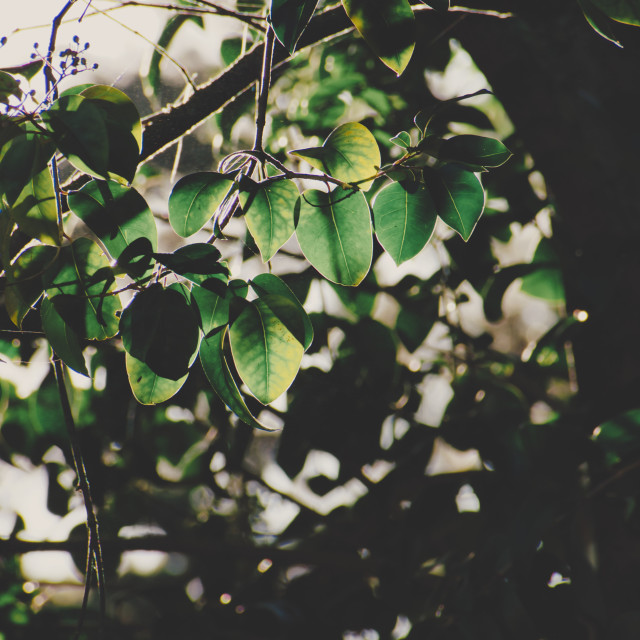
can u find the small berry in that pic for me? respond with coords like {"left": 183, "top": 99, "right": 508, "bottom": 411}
{"left": 73, "top": 35, "right": 80, "bottom": 44}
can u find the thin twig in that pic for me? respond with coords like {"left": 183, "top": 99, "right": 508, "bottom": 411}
{"left": 253, "top": 25, "right": 275, "bottom": 154}
{"left": 53, "top": 358, "right": 107, "bottom": 633}
{"left": 44, "top": 1, "right": 76, "bottom": 101}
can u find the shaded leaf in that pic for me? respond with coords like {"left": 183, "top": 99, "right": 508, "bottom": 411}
{"left": 591, "top": 0, "right": 640, "bottom": 24}
{"left": 424, "top": 164, "right": 484, "bottom": 241}
{"left": 0, "top": 71, "right": 21, "bottom": 104}
{"left": 270, "top": 0, "right": 319, "bottom": 53}
{"left": 192, "top": 279, "right": 247, "bottom": 336}
{"left": 240, "top": 178, "right": 298, "bottom": 261}
{"left": 0, "top": 60, "right": 44, "bottom": 81}
{"left": 169, "top": 172, "right": 233, "bottom": 237}
{"left": 119, "top": 283, "right": 200, "bottom": 380}
{"left": 291, "top": 122, "right": 380, "bottom": 191}
{"left": 200, "top": 329, "right": 275, "bottom": 430}
{"left": 44, "top": 238, "right": 121, "bottom": 340}
{"left": 126, "top": 352, "right": 188, "bottom": 405}
{"left": 296, "top": 189, "right": 373, "bottom": 286}
{"left": 440, "top": 135, "right": 512, "bottom": 168}
{"left": 229, "top": 297, "right": 304, "bottom": 404}
{"left": 578, "top": 0, "right": 623, "bottom": 45}
{"left": 68, "top": 179, "right": 157, "bottom": 263}
{"left": 153, "top": 243, "right": 229, "bottom": 285}
{"left": 41, "top": 296, "right": 89, "bottom": 377}
{"left": 342, "top": 0, "right": 416, "bottom": 75}
{"left": 372, "top": 181, "right": 437, "bottom": 265}
{"left": 251, "top": 273, "right": 313, "bottom": 350}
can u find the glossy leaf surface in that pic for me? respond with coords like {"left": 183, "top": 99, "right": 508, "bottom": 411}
{"left": 68, "top": 180, "right": 157, "bottom": 262}
{"left": 229, "top": 297, "right": 304, "bottom": 404}
{"left": 240, "top": 179, "right": 298, "bottom": 262}
{"left": 425, "top": 164, "right": 484, "bottom": 241}
{"left": 200, "top": 329, "right": 274, "bottom": 430}
{"left": 291, "top": 122, "right": 380, "bottom": 191}
{"left": 372, "top": 181, "right": 437, "bottom": 265}
{"left": 439, "top": 135, "right": 512, "bottom": 168}
{"left": 169, "top": 172, "right": 233, "bottom": 237}
{"left": 296, "top": 189, "right": 372, "bottom": 286}
{"left": 342, "top": 0, "right": 416, "bottom": 75}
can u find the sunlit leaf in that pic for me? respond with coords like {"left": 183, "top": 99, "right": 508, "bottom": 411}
{"left": 372, "top": 181, "right": 437, "bottom": 265}
{"left": 342, "top": 0, "right": 416, "bottom": 75}
{"left": 192, "top": 279, "right": 247, "bottom": 336}
{"left": 390, "top": 131, "right": 412, "bottom": 149}
{"left": 68, "top": 180, "right": 157, "bottom": 263}
{"left": 578, "top": 0, "right": 623, "bottom": 45}
{"left": 424, "top": 164, "right": 484, "bottom": 241}
{"left": 250, "top": 273, "right": 313, "bottom": 350}
{"left": 270, "top": 0, "right": 319, "bottom": 53}
{"left": 126, "top": 352, "right": 188, "bottom": 405}
{"left": 41, "top": 296, "right": 89, "bottom": 377}
{"left": 44, "top": 238, "right": 121, "bottom": 340}
{"left": 119, "top": 283, "right": 200, "bottom": 380}
{"left": 200, "top": 329, "right": 275, "bottom": 430}
{"left": 229, "top": 297, "right": 304, "bottom": 404}
{"left": 240, "top": 178, "right": 298, "bottom": 261}
{"left": 296, "top": 188, "right": 373, "bottom": 286}
{"left": 169, "top": 172, "right": 233, "bottom": 237}
{"left": 0, "top": 59, "right": 44, "bottom": 81}
{"left": 291, "top": 122, "right": 380, "bottom": 191}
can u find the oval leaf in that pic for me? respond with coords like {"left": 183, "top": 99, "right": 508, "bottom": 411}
{"left": 342, "top": 0, "right": 416, "bottom": 75}
{"left": 439, "top": 135, "right": 512, "bottom": 168}
{"left": 229, "top": 298, "right": 304, "bottom": 404}
{"left": 296, "top": 189, "right": 373, "bottom": 286}
{"left": 291, "top": 122, "right": 380, "bottom": 191}
{"left": 241, "top": 179, "right": 299, "bottom": 262}
{"left": 372, "top": 181, "right": 437, "bottom": 265}
{"left": 591, "top": 0, "right": 640, "bottom": 24}
{"left": 126, "top": 352, "right": 188, "bottom": 405}
{"left": 169, "top": 172, "right": 233, "bottom": 237}
{"left": 424, "top": 165, "right": 485, "bottom": 242}
{"left": 250, "top": 273, "right": 313, "bottom": 350}
{"left": 68, "top": 179, "right": 157, "bottom": 262}
{"left": 200, "top": 329, "right": 274, "bottom": 431}
{"left": 41, "top": 296, "right": 89, "bottom": 377}
{"left": 120, "top": 284, "right": 200, "bottom": 380}
{"left": 44, "top": 238, "right": 121, "bottom": 340}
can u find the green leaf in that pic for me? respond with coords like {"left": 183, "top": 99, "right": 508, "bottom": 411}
{"left": 41, "top": 94, "right": 110, "bottom": 179}
{"left": 229, "top": 297, "right": 304, "bottom": 404}
{"left": 424, "top": 164, "right": 485, "bottom": 241}
{"left": 10, "top": 164, "right": 59, "bottom": 246}
{"left": 41, "top": 296, "right": 89, "bottom": 377}
{"left": 220, "top": 37, "right": 246, "bottom": 66}
{"left": 126, "top": 352, "right": 188, "bottom": 405}
{"left": 192, "top": 279, "right": 247, "bottom": 336}
{"left": 390, "top": 131, "right": 412, "bottom": 149}
{"left": 578, "top": 0, "right": 623, "bottom": 45}
{"left": 291, "top": 122, "right": 381, "bottom": 191}
{"left": 372, "top": 181, "right": 437, "bottom": 265}
{"left": 342, "top": 0, "right": 416, "bottom": 75}
{"left": 68, "top": 180, "right": 157, "bottom": 264}
{"left": 169, "top": 172, "right": 234, "bottom": 237}
{"left": 0, "top": 60, "right": 44, "bottom": 81}
{"left": 153, "top": 243, "right": 229, "bottom": 285}
{"left": 520, "top": 238, "right": 565, "bottom": 302}
{"left": 0, "top": 71, "right": 21, "bottom": 104}
{"left": 297, "top": 189, "right": 373, "bottom": 286}
{"left": 119, "top": 283, "right": 200, "bottom": 380}
{"left": 439, "top": 135, "right": 512, "bottom": 168}
{"left": 250, "top": 273, "right": 313, "bottom": 350}
{"left": 5, "top": 244, "right": 58, "bottom": 327}
{"left": 200, "top": 329, "right": 275, "bottom": 430}
{"left": 591, "top": 0, "right": 640, "bottom": 24}
{"left": 240, "top": 179, "right": 298, "bottom": 261}
{"left": 44, "top": 238, "right": 121, "bottom": 340}
{"left": 0, "top": 133, "right": 55, "bottom": 206}
{"left": 270, "top": 0, "right": 319, "bottom": 53}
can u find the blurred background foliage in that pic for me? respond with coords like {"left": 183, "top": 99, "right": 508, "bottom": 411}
{"left": 2, "top": 1, "right": 640, "bottom": 639}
